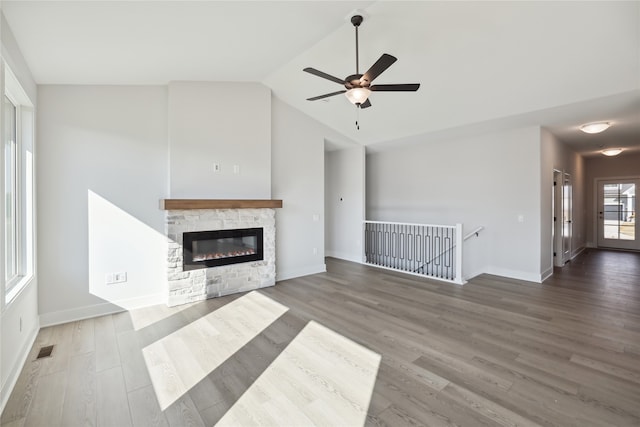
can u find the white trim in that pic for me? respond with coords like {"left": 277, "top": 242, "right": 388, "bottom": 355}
{"left": 571, "top": 246, "right": 585, "bottom": 260}
{"left": 540, "top": 266, "right": 554, "bottom": 282}
{"left": 485, "top": 266, "right": 542, "bottom": 284}
{"left": 325, "top": 250, "right": 362, "bottom": 264}
{"left": 4, "top": 274, "right": 33, "bottom": 306}
{"left": 463, "top": 268, "right": 485, "bottom": 281}
{"left": 0, "top": 316, "right": 39, "bottom": 414}
{"left": 364, "top": 262, "right": 466, "bottom": 285}
{"left": 364, "top": 220, "right": 456, "bottom": 229}
{"left": 39, "top": 293, "right": 166, "bottom": 327}
{"left": 455, "top": 223, "right": 463, "bottom": 283}
{"left": 276, "top": 264, "right": 326, "bottom": 282}
{"left": 3, "top": 66, "right": 32, "bottom": 108}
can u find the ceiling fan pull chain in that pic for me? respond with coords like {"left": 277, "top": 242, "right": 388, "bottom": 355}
{"left": 356, "top": 105, "right": 360, "bottom": 130}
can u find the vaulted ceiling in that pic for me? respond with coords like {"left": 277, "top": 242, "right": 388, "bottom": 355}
{"left": 3, "top": 1, "right": 639, "bottom": 155}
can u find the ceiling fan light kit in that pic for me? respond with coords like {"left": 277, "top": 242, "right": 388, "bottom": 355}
{"left": 345, "top": 87, "right": 371, "bottom": 104}
{"left": 580, "top": 122, "right": 611, "bottom": 134}
{"left": 303, "top": 14, "right": 420, "bottom": 113}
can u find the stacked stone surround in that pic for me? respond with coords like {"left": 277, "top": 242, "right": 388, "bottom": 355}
{"left": 165, "top": 208, "right": 276, "bottom": 307}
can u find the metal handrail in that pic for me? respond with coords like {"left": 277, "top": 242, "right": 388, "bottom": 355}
{"left": 415, "top": 226, "right": 484, "bottom": 274}
{"left": 464, "top": 226, "right": 485, "bottom": 241}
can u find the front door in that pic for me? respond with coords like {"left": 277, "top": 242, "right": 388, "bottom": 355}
{"left": 597, "top": 178, "right": 639, "bottom": 250}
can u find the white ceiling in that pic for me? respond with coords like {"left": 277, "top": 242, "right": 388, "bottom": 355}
{"left": 3, "top": 1, "right": 639, "bottom": 156}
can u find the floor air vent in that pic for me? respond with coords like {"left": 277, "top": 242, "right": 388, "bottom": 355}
{"left": 36, "top": 345, "right": 54, "bottom": 359}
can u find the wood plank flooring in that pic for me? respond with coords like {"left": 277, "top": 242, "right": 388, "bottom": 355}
{"left": 2, "top": 248, "right": 639, "bottom": 426}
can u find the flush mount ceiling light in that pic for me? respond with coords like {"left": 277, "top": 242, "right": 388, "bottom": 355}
{"left": 601, "top": 148, "right": 623, "bottom": 156}
{"left": 580, "top": 122, "right": 611, "bottom": 134}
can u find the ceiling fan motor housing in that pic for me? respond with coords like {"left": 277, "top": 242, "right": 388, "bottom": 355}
{"left": 345, "top": 74, "right": 366, "bottom": 89}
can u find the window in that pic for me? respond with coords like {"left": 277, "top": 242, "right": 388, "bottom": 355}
{"left": 4, "top": 95, "right": 18, "bottom": 285}
{"left": 3, "top": 65, "right": 35, "bottom": 304}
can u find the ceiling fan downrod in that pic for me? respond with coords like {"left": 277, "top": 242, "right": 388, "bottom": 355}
{"left": 351, "top": 15, "right": 363, "bottom": 75}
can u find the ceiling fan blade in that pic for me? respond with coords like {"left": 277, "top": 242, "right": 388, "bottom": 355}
{"left": 370, "top": 83, "right": 420, "bottom": 92}
{"left": 303, "top": 67, "right": 346, "bottom": 85}
{"left": 306, "top": 90, "right": 347, "bottom": 101}
{"left": 360, "top": 99, "right": 372, "bottom": 109}
{"left": 360, "top": 54, "right": 397, "bottom": 85}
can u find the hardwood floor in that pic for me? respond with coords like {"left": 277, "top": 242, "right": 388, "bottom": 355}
{"left": 2, "top": 249, "right": 639, "bottom": 426}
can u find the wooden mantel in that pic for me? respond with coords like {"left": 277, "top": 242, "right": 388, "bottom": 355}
{"left": 160, "top": 199, "right": 283, "bottom": 210}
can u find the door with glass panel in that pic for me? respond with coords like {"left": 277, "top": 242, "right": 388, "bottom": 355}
{"left": 597, "top": 179, "right": 639, "bottom": 250}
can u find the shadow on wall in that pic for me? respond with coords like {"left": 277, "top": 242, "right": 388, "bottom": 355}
{"left": 87, "top": 190, "right": 168, "bottom": 310}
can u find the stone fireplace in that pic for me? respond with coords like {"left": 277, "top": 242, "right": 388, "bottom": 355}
{"left": 162, "top": 199, "right": 282, "bottom": 307}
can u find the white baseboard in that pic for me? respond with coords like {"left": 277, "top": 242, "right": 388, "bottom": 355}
{"left": 463, "top": 269, "right": 485, "bottom": 281}
{"left": 540, "top": 266, "right": 554, "bottom": 282}
{"left": 0, "top": 320, "right": 39, "bottom": 415}
{"left": 571, "top": 246, "right": 586, "bottom": 259}
{"left": 324, "top": 251, "right": 363, "bottom": 264}
{"left": 485, "top": 266, "right": 543, "bottom": 283}
{"left": 276, "top": 264, "right": 326, "bottom": 282}
{"left": 39, "top": 293, "right": 166, "bottom": 327}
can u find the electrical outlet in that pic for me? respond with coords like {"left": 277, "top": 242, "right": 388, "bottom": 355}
{"left": 106, "top": 272, "right": 127, "bottom": 285}
{"left": 213, "top": 163, "right": 221, "bottom": 173}
{"left": 233, "top": 165, "right": 240, "bottom": 174}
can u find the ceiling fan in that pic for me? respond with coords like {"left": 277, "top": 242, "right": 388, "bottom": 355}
{"left": 304, "top": 14, "right": 420, "bottom": 109}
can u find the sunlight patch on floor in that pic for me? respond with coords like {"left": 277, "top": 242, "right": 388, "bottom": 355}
{"left": 142, "top": 291, "right": 288, "bottom": 410}
{"left": 217, "top": 320, "right": 381, "bottom": 426}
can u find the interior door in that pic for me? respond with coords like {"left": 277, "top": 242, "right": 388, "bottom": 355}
{"left": 597, "top": 178, "right": 639, "bottom": 250}
{"left": 553, "top": 170, "right": 563, "bottom": 266}
{"left": 562, "top": 173, "right": 572, "bottom": 264}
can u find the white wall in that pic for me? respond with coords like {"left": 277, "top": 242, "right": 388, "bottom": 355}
{"left": 325, "top": 146, "right": 366, "bottom": 263}
{"left": 0, "top": 11, "right": 39, "bottom": 413}
{"left": 1, "top": 14, "right": 36, "bottom": 103}
{"left": 271, "top": 97, "right": 357, "bottom": 280}
{"left": 168, "top": 82, "right": 271, "bottom": 199}
{"left": 36, "top": 87, "right": 358, "bottom": 326}
{"left": 584, "top": 152, "right": 640, "bottom": 247}
{"left": 37, "top": 85, "right": 169, "bottom": 325}
{"left": 367, "top": 126, "right": 542, "bottom": 282}
{"left": 540, "top": 128, "right": 585, "bottom": 277}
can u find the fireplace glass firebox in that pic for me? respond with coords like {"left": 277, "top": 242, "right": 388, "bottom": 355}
{"left": 183, "top": 228, "right": 263, "bottom": 270}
